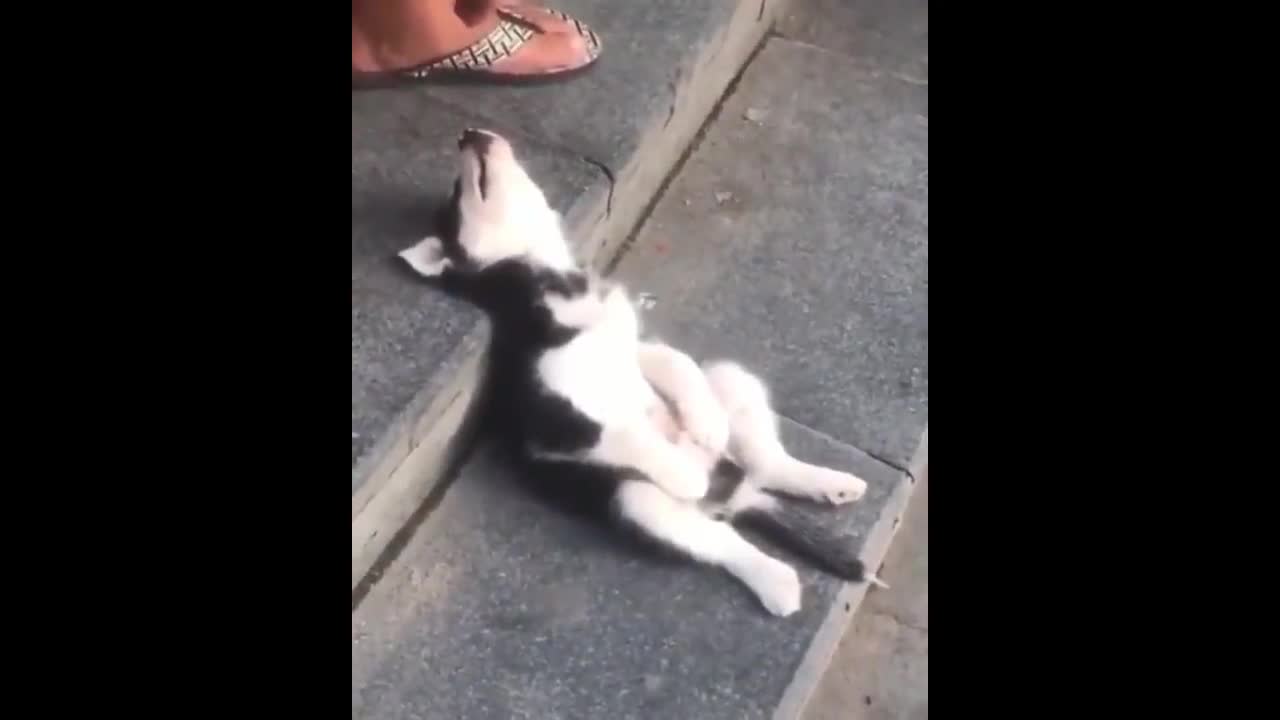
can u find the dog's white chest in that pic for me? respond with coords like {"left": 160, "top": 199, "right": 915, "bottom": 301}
{"left": 537, "top": 287, "right": 657, "bottom": 423}
{"left": 538, "top": 332, "right": 655, "bottom": 423}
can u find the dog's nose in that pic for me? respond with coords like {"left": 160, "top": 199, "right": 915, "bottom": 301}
{"left": 458, "top": 128, "right": 494, "bottom": 155}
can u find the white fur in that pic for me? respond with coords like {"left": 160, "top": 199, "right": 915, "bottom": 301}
{"left": 456, "top": 132, "right": 574, "bottom": 272}
{"left": 397, "top": 130, "right": 574, "bottom": 279}
{"left": 636, "top": 342, "right": 731, "bottom": 457}
{"left": 538, "top": 284, "right": 715, "bottom": 500}
{"left": 705, "top": 361, "right": 867, "bottom": 504}
{"left": 614, "top": 480, "right": 801, "bottom": 617}
{"left": 400, "top": 129, "right": 871, "bottom": 616}
{"left": 399, "top": 238, "right": 451, "bottom": 276}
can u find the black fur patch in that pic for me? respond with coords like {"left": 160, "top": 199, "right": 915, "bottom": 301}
{"left": 436, "top": 259, "right": 584, "bottom": 347}
{"left": 522, "top": 388, "right": 601, "bottom": 456}
{"left": 705, "top": 459, "right": 746, "bottom": 504}
{"left": 426, "top": 245, "right": 626, "bottom": 523}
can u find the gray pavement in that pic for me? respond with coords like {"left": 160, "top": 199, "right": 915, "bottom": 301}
{"left": 778, "top": 0, "right": 928, "bottom": 83}
{"left": 615, "top": 38, "right": 927, "bottom": 467}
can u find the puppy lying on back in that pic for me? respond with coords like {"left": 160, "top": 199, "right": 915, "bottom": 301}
{"left": 400, "top": 129, "right": 878, "bottom": 617}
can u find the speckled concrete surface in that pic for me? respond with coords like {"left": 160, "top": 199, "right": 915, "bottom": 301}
{"left": 613, "top": 38, "right": 928, "bottom": 467}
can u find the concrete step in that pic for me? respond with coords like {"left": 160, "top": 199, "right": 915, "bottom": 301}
{"left": 611, "top": 45, "right": 928, "bottom": 470}
{"left": 353, "top": 424, "right": 916, "bottom": 720}
{"left": 352, "top": 0, "right": 795, "bottom": 589}
{"left": 351, "top": 0, "right": 928, "bottom": 712}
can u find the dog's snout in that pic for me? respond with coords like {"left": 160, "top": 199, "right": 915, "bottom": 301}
{"left": 459, "top": 128, "right": 495, "bottom": 155}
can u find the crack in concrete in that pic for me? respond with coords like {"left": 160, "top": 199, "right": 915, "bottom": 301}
{"left": 582, "top": 156, "right": 615, "bottom": 218}
{"left": 601, "top": 33, "right": 772, "bottom": 276}
{"left": 866, "top": 607, "right": 928, "bottom": 635}
{"left": 891, "top": 72, "right": 928, "bottom": 87}
{"left": 768, "top": 35, "right": 927, "bottom": 88}
{"left": 662, "top": 72, "right": 681, "bottom": 130}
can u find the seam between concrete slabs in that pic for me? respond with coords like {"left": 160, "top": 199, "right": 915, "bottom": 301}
{"left": 767, "top": 31, "right": 929, "bottom": 86}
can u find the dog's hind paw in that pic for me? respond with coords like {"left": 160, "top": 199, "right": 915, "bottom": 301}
{"left": 746, "top": 557, "right": 802, "bottom": 617}
{"left": 801, "top": 468, "right": 868, "bottom": 505}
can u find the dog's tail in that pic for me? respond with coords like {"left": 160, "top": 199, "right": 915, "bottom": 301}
{"left": 711, "top": 475, "right": 888, "bottom": 589}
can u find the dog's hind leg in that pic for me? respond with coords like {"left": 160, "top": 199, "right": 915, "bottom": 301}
{"left": 637, "top": 341, "right": 730, "bottom": 456}
{"left": 613, "top": 478, "right": 802, "bottom": 616}
{"left": 702, "top": 360, "right": 868, "bottom": 505}
{"left": 588, "top": 420, "right": 712, "bottom": 501}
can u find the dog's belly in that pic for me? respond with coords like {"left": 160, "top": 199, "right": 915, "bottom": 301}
{"left": 536, "top": 323, "right": 721, "bottom": 476}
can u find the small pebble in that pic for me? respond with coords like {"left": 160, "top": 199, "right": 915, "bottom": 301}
{"left": 715, "top": 191, "right": 733, "bottom": 204}
{"left": 744, "top": 107, "right": 768, "bottom": 123}
{"left": 637, "top": 293, "right": 658, "bottom": 310}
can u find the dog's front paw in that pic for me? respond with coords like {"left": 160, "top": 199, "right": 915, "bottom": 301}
{"left": 399, "top": 236, "right": 453, "bottom": 278}
{"left": 680, "top": 399, "right": 730, "bottom": 457}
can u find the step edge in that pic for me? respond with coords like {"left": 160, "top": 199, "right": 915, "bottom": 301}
{"left": 772, "top": 424, "right": 928, "bottom": 720}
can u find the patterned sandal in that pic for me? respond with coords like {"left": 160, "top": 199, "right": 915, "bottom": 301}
{"left": 352, "top": 6, "right": 601, "bottom": 89}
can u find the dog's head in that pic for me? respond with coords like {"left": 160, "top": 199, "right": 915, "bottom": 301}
{"left": 399, "top": 129, "right": 575, "bottom": 280}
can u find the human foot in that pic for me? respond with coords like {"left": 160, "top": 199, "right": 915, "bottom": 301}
{"left": 352, "top": 2, "right": 600, "bottom": 85}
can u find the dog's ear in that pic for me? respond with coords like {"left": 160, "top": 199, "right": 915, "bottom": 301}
{"left": 399, "top": 236, "right": 452, "bottom": 277}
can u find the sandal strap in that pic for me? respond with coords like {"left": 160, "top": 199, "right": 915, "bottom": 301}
{"left": 403, "top": 15, "right": 536, "bottom": 78}
{"left": 541, "top": 8, "right": 601, "bottom": 55}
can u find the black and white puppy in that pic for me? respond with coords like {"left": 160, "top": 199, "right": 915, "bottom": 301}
{"left": 400, "top": 129, "right": 879, "bottom": 617}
